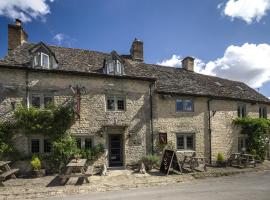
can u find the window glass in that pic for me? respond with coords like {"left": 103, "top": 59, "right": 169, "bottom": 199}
{"left": 31, "top": 139, "right": 40, "bottom": 153}
{"left": 44, "top": 139, "right": 51, "bottom": 153}
{"left": 44, "top": 96, "right": 53, "bottom": 108}
{"left": 116, "top": 60, "right": 122, "bottom": 74}
{"left": 186, "top": 135, "right": 194, "bottom": 149}
{"left": 238, "top": 137, "right": 248, "bottom": 152}
{"left": 237, "top": 104, "right": 246, "bottom": 118}
{"left": 259, "top": 106, "right": 267, "bottom": 119}
{"left": 176, "top": 99, "right": 193, "bottom": 112}
{"left": 76, "top": 138, "right": 82, "bottom": 149}
{"left": 85, "top": 138, "right": 92, "bottom": 150}
{"left": 177, "top": 135, "right": 184, "bottom": 149}
{"left": 33, "top": 55, "right": 39, "bottom": 66}
{"left": 107, "top": 97, "right": 115, "bottom": 111}
{"left": 117, "top": 97, "right": 125, "bottom": 110}
{"left": 32, "top": 95, "right": 41, "bottom": 108}
{"left": 41, "top": 53, "right": 49, "bottom": 68}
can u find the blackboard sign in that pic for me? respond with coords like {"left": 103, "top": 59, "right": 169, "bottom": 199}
{"left": 160, "top": 149, "right": 182, "bottom": 175}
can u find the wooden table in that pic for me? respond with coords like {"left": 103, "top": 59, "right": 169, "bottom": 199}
{"left": 228, "top": 153, "right": 256, "bottom": 168}
{"left": 0, "top": 161, "right": 19, "bottom": 186}
{"left": 59, "top": 159, "right": 91, "bottom": 184}
{"left": 181, "top": 153, "right": 207, "bottom": 172}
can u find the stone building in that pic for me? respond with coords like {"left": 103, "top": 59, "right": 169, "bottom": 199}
{"left": 0, "top": 19, "right": 269, "bottom": 167}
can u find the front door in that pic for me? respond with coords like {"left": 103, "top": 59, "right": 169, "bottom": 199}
{"left": 109, "top": 134, "right": 123, "bottom": 167}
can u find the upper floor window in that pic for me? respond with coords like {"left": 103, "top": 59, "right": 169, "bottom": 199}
{"left": 41, "top": 53, "right": 49, "bottom": 68}
{"left": 237, "top": 104, "right": 247, "bottom": 118}
{"left": 105, "top": 59, "right": 123, "bottom": 75}
{"left": 31, "top": 94, "right": 53, "bottom": 109}
{"left": 259, "top": 106, "right": 267, "bottom": 119}
{"left": 106, "top": 96, "right": 126, "bottom": 111}
{"left": 176, "top": 99, "right": 194, "bottom": 112}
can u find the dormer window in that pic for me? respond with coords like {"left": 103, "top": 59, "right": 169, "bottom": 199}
{"left": 105, "top": 59, "right": 123, "bottom": 75}
{"left": 41, "top": 53, "right": 49, "bottom": 68}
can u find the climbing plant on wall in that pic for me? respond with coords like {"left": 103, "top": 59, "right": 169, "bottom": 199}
{"left": 234, "top": 117, "right": 270, "bottom": 160}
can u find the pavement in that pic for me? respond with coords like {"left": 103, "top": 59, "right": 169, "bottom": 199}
{"left": 46, "top": 171, "right": 270, "bottom": 200}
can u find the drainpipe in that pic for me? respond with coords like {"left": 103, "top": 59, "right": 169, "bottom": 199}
{"left": 207, "top": 98, "right": 213, "bottom": 164}
{"left": 26, "top": 69, "right": 30, "bottom": 108}
{"left": 149, "top": 83, "right": 154, "bottom": 155}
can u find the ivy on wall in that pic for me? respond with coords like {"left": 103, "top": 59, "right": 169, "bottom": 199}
{"left": 234, "top": 117, "right": 270, "bottom": 160}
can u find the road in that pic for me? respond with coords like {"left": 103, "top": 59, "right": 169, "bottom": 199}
{"left": 46, "top": 171, "right": 270, "bottom": 200}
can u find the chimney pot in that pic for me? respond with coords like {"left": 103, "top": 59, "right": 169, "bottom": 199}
{"left": 182, "top": 57, "right": 195, "bottom": 72}
{"left": 130, "top": 38, "right": 144, "bottom": 62}
{"left": 15, "top": 19, "right": 22, "bottom": 27}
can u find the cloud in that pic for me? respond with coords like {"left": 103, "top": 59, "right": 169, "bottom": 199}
{"left": 0, "top": 0, "right": 54, "bottom": 22}
{"left": 157, "top": 43, "right": 270, "bottom": 89}
{"left": 52, "top": 33, "right": 76, "bottom": 47}
{"left": 221, "top": 0, "right": 270, "bottom": 24}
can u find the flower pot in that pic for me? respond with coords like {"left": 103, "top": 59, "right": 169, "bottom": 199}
{"left": 32, "top": 169, "right": 46, "bottom": 178}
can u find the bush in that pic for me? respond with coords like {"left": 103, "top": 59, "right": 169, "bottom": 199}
{"left": 31, "top": 155, "right": 41, "bottom": 170}
{"left": 80, "top": 143, "right": 105, "bottom": 161}
{"left": 217, "top": 152, "right": 225, "bottom": 164}
{"left": 155, "top": 140, "right": 175, "bottom": 154}
{"left": 141, "top": 154, "right": 160, "bottom": 171}
{"left": 48, "top": 134, "right": 79, "bottom": 171}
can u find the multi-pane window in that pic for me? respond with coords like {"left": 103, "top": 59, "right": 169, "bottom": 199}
{"left": 31, "top": 139, "right": 40, "bottom": 153}
{"left": 237, "top": 104, "right": 247, "bottom": 118}
{"left": 106, "top": 96, "right": 125, "bottom": 111}
{"left": 41, "top": 53, "right": 49, "bottom": 68}
{"left": 76, "top": 137, "right": 93, "bottom": 150}
{"left": 31, "top": 94, "right": 53, "bottom": 109}
{"left": 85, "top": 138, "right": 92, "bottom": 150}
{"left": 176, "top": 134, "right": 195, "bottom": 150}
{"left": 176, "top": 99, "right": 194, "bottom": 112}
{"left": 106, "top": 59, "right": 123, "bottom": 75}
{"left": 238, "top": 137, "right": 248, "bottom": 152}
{"left": 259, "top": 106, "right": 267, "bottom": 119}
{"left": 44, "top": 139, "right": 51, "bottom": 153}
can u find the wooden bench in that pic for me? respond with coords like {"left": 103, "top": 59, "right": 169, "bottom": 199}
{"left": 0, "top": 169, "right": 19, "bottom": 181}
{"left": 0, "top": 161, "right": 19, "bottom": 186}
{"left": 228, "top": 153, "right": 256, "bottom": 168}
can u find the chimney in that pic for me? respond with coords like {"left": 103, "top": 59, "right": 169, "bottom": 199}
{"left": 8, "top": 19, "right": 28, "bottom": 53}
{"left": 182, "top": 57, "right": 194, "bottom": 72}
{"left": 130, "top": 38, "right": 144, "bottom": 62}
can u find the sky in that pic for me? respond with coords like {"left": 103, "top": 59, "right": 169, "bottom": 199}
{"left": 0, "top": 0, "right": 270, "bottom": 97}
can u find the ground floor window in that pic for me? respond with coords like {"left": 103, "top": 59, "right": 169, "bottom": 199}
{"left": 76, "top": 137, "right": 93, "bottom": 150}
{"left": 30, "top": 137, "right": 51, "bottom": 154}
{"left": 238, "top": 137, "right": 248, "bottom": 152}
{"left": 176, "top": 133, "right": 195, "bottom": 150}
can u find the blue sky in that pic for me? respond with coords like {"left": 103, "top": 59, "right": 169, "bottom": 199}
{"left": 0, "top": 0, "right": 270, "bottom": 97}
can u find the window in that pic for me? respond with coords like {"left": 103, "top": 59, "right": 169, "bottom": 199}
{"left": 176, "top": 99, "right": 194, "bottom": 112}
{"left": 238, "top": 137, "right": 248, "bottom": 152}
{"left": 31, "top": 139, "right": 40, "bottom": 153}
{"left": 259, "top": 106, "right": 267, "bottom": 119}
{"left": 237, "top": 104, "right": 247, "bottom": 118}
{"left": 44, "top": 139, "right": 51, "bottom": 153}
{"left": 76, "top": 137, "right": 93, "bottom": 150}
{"left": 41, "top": 53, "right": 49, "bottom": 68}
{"left": 76, "top": 138, "right": 82, "bottom": 149}
{"left": 31, "top": 94, "right": 53, "bottom": 109}
{"left": 176, "top": 134, "right": 195, "bottom": 150}
{"left": 33, "top": 54, "right": 39, "bottom": 66}
{"left": 106, "top": 59, "right": 123, "bottom": 75}
{"left": 106, "top": 96, "right": 125, "bottom": 111}
{"left": 85, "top": 138, "right": 92, "bottom": 150}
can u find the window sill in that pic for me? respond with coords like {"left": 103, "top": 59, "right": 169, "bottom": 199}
{"left": 176, "top": 150, "right": 195, "bottom": 153}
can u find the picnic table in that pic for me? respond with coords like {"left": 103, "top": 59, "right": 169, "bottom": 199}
{"left": 228, "top": 153, "right": 256, "bottom": 168}
{"left": 180, "top": 152, "right": 207, "bottom": 172}
{"left": 59, "top": 159, "right": 92, "bottom": 184}
{"left": 0, "top": 161, "right": 19, "bottom": 186}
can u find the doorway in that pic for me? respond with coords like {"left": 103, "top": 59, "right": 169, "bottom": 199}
{"left": 108, "top": 134, "right": 123, "bottom": 167}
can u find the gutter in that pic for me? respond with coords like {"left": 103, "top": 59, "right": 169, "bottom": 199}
{"left": 207, "top": 98, "right": 213, "bottom": 164}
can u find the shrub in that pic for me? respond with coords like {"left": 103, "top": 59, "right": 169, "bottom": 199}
{"left": 141, "top": 154, "right": 160, "bottom": 171}
{"left": 155, "top": 140, "right": 175, "bottom": 154}
{"left": 31, "top": 155, "right": 41, "bottom": 170}
{"left": 80, "top": 143, "right": 105, "bottom": 161}
{"left": 217, "top": 152, "right": 225, "bottom": 163}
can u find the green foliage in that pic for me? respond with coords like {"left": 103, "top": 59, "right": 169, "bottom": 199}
{"left": 0, "top": 121, "right": 18, "bottom": 159}
{"left": 48, "top": 134, "right": 79, "bottom": 171}
{"left": 155, "top": 140, "right": 175, "bottom": 154}
{"left": 31, "top": 155, "right": 41, "bottom": 170}
{"left": 234, "top": 117, "right": 270, "bottom": 160}
{"left": 80, "top": 143, "right": 105, "bottom": 162}
{"left": 141, "top": 154, "right": 160, "bottom": 170}
{"left": 14, "top": 105, "right": 75, "bottom": 139}
{"left": 216, "top": 152, "right": 225, "bottom": 163}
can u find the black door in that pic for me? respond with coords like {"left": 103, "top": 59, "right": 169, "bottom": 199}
{"left": 109, "top": 134, "right": 123, "bottom": 167}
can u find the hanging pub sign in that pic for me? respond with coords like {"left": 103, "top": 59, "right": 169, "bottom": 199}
{"left": 159, "top": 132, "right": 167, "bottom": 144}
{"left": 160, "top": 149, "right": 182, "bottom": 175}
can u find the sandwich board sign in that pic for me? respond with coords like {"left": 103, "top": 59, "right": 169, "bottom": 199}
{"left": 160, "top": 149, "right": 182, "bottom": 175}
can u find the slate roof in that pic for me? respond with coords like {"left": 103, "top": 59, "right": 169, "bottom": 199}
{"left": 0, "top": 42, "right": 269, "bottom": 104}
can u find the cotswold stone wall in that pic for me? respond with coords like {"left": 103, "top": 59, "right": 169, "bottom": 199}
{"left": 0, "top": 68, "right": 151, "bottom": 166}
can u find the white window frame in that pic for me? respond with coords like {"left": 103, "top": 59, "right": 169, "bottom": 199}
{"left": 30, "top": 93, "right": 54, "bottom": 109}
{"left": 106, "top": 95, "right": 126, "bottom": 111}
{"left": 176, "top": 133, "right": 195, "bottom": 151}
{"left": 176, "top": 99, "right": 194, "bottom": 112}
{"left": 237, "top": 104, "right": 247, "bottom": 118}
{"left": 41, "top": 52, "right": 50, "bottom": 69}
{"left": 29, "top": 136, "right": 51, "bottom": 154}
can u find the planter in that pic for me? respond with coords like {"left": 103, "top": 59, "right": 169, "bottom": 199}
{"left": 32, "top": 169, "right": 46, "bottom": 178}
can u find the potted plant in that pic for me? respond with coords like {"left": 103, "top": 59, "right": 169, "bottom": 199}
{"left": 31, "top": 155, "right": 46, "bottom": 177}
{"left": 216, "top": 152, "right": 226, "bottom": 167}
{"left": 141, "top": 154, "right": 160, "bottom": 171}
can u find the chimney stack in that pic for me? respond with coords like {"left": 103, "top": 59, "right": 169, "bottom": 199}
{"left": 130, "top": 38, "right": 144, "bottom": 62}
{"left": 182, "top": 57, "right": 194, "bottom": 72}
{"left": 8, "top": 19, "right": 28, "bottom": 53}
